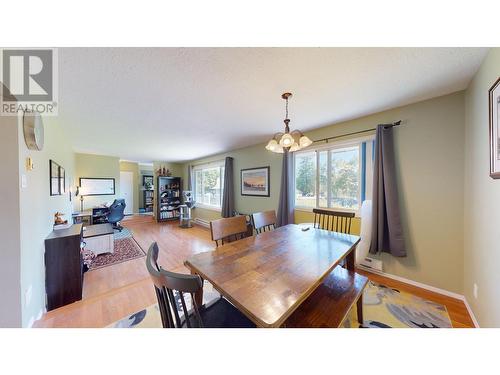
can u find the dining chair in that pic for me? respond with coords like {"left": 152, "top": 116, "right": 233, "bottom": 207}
{"left": 251, "top": 210, "right": 277, "bottom": 234}
{"left": 210, "top": 215, "right": 249, "bottom": 247}
{"left": 312, "top": 208, "right": 355, "bottom": 234}
{"left": 146, "top": 242, "right": 255, "bottom": 328}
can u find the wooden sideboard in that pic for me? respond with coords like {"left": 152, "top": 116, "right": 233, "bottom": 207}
{"left": 45, "top": 224, "right": 84, "bottom": 311}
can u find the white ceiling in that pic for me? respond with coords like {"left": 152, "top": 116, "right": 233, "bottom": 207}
{"left": 56, "top": 48, "right": 488, "bottom": 162}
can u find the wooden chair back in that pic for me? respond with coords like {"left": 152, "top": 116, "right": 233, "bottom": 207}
{"left": 312, "top": 208, "right": 355, "bottom": 234}
{"left": 146, "top": 242, "right": 204, "bottom": 328}
{"left": 252, "top": 210, "right": 277, "bottom": 234}
{"left": 210, "top": 216, "right": 249, "bottom": 247}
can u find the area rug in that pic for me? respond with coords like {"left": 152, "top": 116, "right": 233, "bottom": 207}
{"left": 113, "top": 227, "right": 133, "bottom": 240}
{"left": 88, "top": 236, "right": 146, "bottom": 271}
{"left": 341, "top": 281, "right": 452, "bottom": 328}
{"left": 109, "top": 281, "right": 221, "bottom": 328}
{"left": 108, "top": 280, "right": 452, "bottom": 328}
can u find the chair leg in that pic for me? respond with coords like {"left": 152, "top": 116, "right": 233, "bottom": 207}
{"left": 357, "top": 295, "right": 364, "bottom": 327}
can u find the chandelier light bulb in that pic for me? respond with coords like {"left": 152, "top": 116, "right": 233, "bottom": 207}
{"left": 299, "top": 135, "right": 313, "bottom": 148}
{"left": 266, "top": 139, "right": 278, "bottom": 151}
{"left": 279, "top": 133, "right": 294, "bottom": 147}
{"left": 289, "top": 142, "right": 300, "bottom": 152}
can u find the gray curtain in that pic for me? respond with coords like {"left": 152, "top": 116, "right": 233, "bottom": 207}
{"left": 369, "top": 125, "right": 406, "bottom": 257}
{"left": 221, "top": 157, "right": 234, "bottom": 218}
{"left": 277, "top": 150, "right": 294, "bottom": 227}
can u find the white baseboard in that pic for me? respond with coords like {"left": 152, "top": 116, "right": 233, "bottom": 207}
{"left": 358, "top": 265, "right": 480, "bottom": 327}
{"left": 462, "top": 298, "right": 480, "bottom": 328}
{"left": 193, "top": 218, "right": 210, "bottom": 228}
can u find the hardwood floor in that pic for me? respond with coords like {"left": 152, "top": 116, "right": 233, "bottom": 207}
{"left": 34, "top": 215, "right": 475, "bottom": 328}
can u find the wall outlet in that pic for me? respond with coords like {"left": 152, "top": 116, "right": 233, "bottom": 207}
{"left": 25, "top": 285, "right": 32, "bottom": 307}
{"left": 473, "top": 283, "right": 478, "bottom": 299}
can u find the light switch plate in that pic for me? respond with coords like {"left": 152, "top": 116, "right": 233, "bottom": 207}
{"left": 21, "top": 174, "right": 27, "bottom": 188}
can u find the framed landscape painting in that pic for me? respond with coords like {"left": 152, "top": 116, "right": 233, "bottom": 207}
{"left": 489, "top": 77, "right": 500, "bottom": 179}
{"left": 241, "top": 167, "right": 270, "bottom": 197}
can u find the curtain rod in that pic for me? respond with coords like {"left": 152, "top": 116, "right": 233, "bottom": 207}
{"left": 312, "top": 120, "right": 402, "bottom": 144}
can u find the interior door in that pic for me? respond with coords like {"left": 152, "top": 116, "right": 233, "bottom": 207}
{"left": 119, "top": 171, "right": 134, "bottom": 215}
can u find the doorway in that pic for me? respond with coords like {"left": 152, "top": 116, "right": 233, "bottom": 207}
{"left": 119, "top": 171, "right": 134, "bottom": 215}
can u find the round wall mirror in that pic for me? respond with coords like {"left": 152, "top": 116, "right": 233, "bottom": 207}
{"left": 23, "top": 111, "right": 44, "bottom": 151}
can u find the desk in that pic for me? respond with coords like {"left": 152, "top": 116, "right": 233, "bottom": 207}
{"left": 72, "top": 211, "right": 92, "bottom": 225}
{"left": 185, "top": 224, "right": 361, "bottom": 328}
{"left": 72, "top": 207, "right": 110, "bottom": 225}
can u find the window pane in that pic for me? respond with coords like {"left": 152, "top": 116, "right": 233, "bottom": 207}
{"left": 201, "top": 167, "right": 221, "bottom": 206}
{"left": 195, "top": 170, "right": 203, "bottom": 204}
{"left": 318, "top": 151, "right": 328, "bottom": 207}
{"left": 295, "top": 151, "right": 317, "bottom": 208}
{"left": 329, "top": 146, "right": 359, "bottom": 210}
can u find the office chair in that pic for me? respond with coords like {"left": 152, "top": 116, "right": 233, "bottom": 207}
{"left": 107, "top": 199, "right": 126, "bottom": 232}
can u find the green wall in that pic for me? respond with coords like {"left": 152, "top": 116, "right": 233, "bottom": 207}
{"left": 74, "top": 153, "right": 120, "bottom": 212}
{"left": 464, "top": 48, "right": 500, "bottom": 326}
{"left": 183, "top": 143, "right": 283, "bottom": 221}
{"left": 184, "top": 91, "right": 466, "bottom": 294}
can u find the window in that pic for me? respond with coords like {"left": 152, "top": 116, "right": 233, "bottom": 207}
{"left": 294, "top": 138, "right": 374, "bottom": 213}
{"left": 192, "top": 161, "right": 225, "bottom": 210}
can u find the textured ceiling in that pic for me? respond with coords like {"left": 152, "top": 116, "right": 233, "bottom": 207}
{"left": 55, "top": 47, "right": 488, "bottom": 162}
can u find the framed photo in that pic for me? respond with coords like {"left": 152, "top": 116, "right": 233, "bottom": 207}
{"left": 489, "top": 77, "right": 500, "bottom": 179}
{"left": 143, "top": 175, "right": 154, "bottom": 189}
{"left": 241, "top": 166, "right": 270, "bottom": 197}
{"left": 49, "top": 160, "right": 61, "bottom": 196}
{"left": 79, "top": 177, "right": 116, "bottom": 195}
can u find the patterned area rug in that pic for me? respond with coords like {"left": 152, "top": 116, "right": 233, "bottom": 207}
{"left": 109, "top": 281, "right": 221, "bottom": 328}
{"left": 88, "top": 230, "right": 145, "bottom": 271}
{"left": 109, "top": 280, "right": 452, "bottom": 328}
{"left": 113, "top": 227, "right": 133, "bottom": 240}
{"left": 342, "top": 281, "right": 452, "bottom": 328}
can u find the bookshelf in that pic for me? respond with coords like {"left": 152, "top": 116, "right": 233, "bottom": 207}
{"left": 156, "top": 176, "right": 182, "bottom": 222}
{"left": 142, "top": 175, "right": 154, "bottom": 213}
{"left": 143, "top": 189, "right": 154, "bottom": 212}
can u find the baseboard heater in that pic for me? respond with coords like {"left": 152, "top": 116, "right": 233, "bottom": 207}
{"left": 193, "top": 218, "right": 210, "bottom": 228}
{"left": 358, "top": 257, "right": 383, "bottom": 272}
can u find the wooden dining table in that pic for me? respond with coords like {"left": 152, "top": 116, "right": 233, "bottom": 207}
{"left": 184, "top": 224, "right": 361, "bottom": 328}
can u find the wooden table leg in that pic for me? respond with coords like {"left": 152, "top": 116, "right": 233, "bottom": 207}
{"left": 357, "top": 295, "right": 364, "bottom": 327}
{"left": 345, "top": 244, "right": 356, "bottom": 271}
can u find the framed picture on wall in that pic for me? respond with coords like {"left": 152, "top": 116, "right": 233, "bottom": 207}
{"left": 79, "top": 177, "right": 116, "bottom": 195}
{"left": 489, "top": 77, "right": 500, "bottom": 179}
{"left": 143, "top": 175, "right": 154, "bottom": 189}
{"left": 49, "top": 160, "right": 61, "bottom": 196}
{"left": 241, "top": 166, "right": 270, "bottom": 197}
